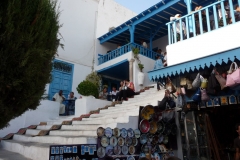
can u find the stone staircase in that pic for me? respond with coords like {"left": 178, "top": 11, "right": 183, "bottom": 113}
{"left": 0, "top": 85, "right": 165, "bottom": 160}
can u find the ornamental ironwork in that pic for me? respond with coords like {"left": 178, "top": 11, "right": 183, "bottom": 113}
{"left": 53, "top": 61, "right": 72, "bottom": 73}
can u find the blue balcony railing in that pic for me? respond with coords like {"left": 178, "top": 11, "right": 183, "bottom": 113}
{"left": 98, "top": 43, "right": 162, "bottom": 65}
{"left": 167, "top": 0, "right": 240, "bottom": 44}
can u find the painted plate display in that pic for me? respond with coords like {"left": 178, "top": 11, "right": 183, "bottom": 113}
{"left": 163, "top": 136, "right": 169, "bottom": 144}
{"left": 129, "top": 145, "right": 135, "bottom": 155}
{"left": 122, "top": 145, "right": 128, "bottom": 155}
{"left": 97, "top": 127, "right": 105, "bottom": 137}
{"left": 163, "top": 123, "right": 171, "bottom": 135}
{"left": 149, "top": 121, "right": 158, "bottom": 134}
{"left": 97, "top": 147, "right": 105, "bottom": 158}
{"left": 114, "top": 145, "right": 121, "bottom": 155}
{"left": 141, "top": 105, "right": 154, "bottom": 120}
{"left": 101, "top": 136, "right": 109, "bottom": 147}
{"left": 139, "top": 153, "right": 146, "bottom": 158}
{"left": 153, "top": 108, "right": 162, "bottom": 122}
{"left": 127, "top": 155, "right": 135, "bottom": 160}
{"left": 141, "top": 144, "right": 150, "bottom": 154}
{"left": 113, "top": 127, "right": 120, "bottom": 137}
{"left": 127, "top": 128, "right": 134, "bottom": 137}
{"left": 158, "top": 135, "right": 164, "bottom": 143}
{"left": 104, "top": 127, "right": 113, "bottom": 138}
{"left": 171, "top": 123, "right": 177, "bottom": 135}
{"left": 140, "top": 134, "right": 148, "bottom": 144}
{"left": 157, "top": 121, "right": 165, "bottom": 134}
{"left": 105, "top": 145, "right": 113, "bottom": 156}
{"left": 139, "top": 119, "right": 150, "bottom": 133}
{"left": 118, "top": 137, "right": 125, "bottom": 146}
{"left": 134, "top": 129, "right": 141, "bottom": 138}
{"left": 154, "top": 152, "right": 161, "bottom": 160}
{"left": 125, "top": 137, "right": 132, "bottom": 146}
{"left": 121, "top": 128, "right": 128, "bottom": 138}
{"left": 110, "top": 136, "right": 117, "bottom": 147}
{"left": 132, "top": 137, "right": 138, "bottom": 146}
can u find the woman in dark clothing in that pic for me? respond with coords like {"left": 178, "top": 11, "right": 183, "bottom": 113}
{"left": 117, "top": 79, "right": 135, "bottom": 101}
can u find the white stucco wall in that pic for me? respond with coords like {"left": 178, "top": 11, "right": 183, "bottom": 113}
{"left": 167, "top": 22, "right": 240, "bottom": 66}
{"left": 152, "top": 35, "right": 169, "bottom": 53}
{"left": 0, "top": 100, "right": 60, "bottom": 137}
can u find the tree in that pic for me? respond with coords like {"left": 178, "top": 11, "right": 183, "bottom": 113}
{"left": 0, "top": 0, "right": 61, "bottom": 129}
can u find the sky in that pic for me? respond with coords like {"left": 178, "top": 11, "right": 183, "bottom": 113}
{"left": 114, "top": 0, "right": 161, "bottom": 14}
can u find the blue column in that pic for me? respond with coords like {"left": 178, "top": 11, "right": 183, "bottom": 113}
{"left": 184, "top": 0, "right": 193, "bottom": 33}
{"left": 149, "top": 38, "right": 153, "bottom": 50}
{"left": 129, "top": 25, "right": 135, "bottom": 43}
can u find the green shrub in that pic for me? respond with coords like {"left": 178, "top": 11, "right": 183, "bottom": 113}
{"left": 76, "top": 81, "right": 99, "bottom": 98}
{"left": 85, "top": 72, "right": 101, "bottom": 91}
{"left": 0, "top": 0, "right": 61, "bottom": 129}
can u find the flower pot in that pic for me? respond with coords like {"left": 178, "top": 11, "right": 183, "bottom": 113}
{"left": 138, "top": 72, "right": 145, "bottom": 86}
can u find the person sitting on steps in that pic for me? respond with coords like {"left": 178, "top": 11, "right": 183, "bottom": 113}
{"left": 99, "top": 87, "right": 108, "bottom": 100}
{"left": 117, "top": 79, "right": 135, "bottom": 101}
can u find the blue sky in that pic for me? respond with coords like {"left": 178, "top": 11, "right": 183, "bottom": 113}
{"left": 114, "top": 0, "right": 161, "bottom": 14}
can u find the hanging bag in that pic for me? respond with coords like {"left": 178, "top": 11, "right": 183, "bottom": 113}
{"left": 192, "top": 73, "right": 201, "bottom": 88}
{"left": 180, "top": 78, "right": 187, "bottom": 86}
{"left": 166, "top": 77, "right": 176, "bottom": 93}
{"left": 193, "top": 88, "right": 201, "bottom": 102}
{"left": 226, "top": 62, "right": 240, "bottom": 87}
{"left": 176, "top": 95, "right": 184, "bottom": 108}
{"left": 201, "top": 88, "right": 210, "bottom": 101}
{"left": 162, "top": 109, "right": 175, "bottom": 122}
{"left": 201, "top": 78, "right": 208, "bottom": 89}
{"left": 215, "top": 73, "right": 227, "bottom": 90}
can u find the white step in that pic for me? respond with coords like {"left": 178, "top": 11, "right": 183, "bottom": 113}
{"left": 25, "top": 129, "right": 43, "bottom": 136}
{"left": 61, "top": 124, "right": 101, "bottom": 131}
{"left": 36, "top": 125, "right": 53, "bottom": 130}
{"left": 0, "top": 148, "right": 31, "bottom": 160}
{"left": 89, "top": 110, "right": 138, "bottom": 118}
{"left": 13, "top": 134, "right": 96, "bottom": 144}
{"left": 49, "top": 130, "right": 96, "bottom": 137}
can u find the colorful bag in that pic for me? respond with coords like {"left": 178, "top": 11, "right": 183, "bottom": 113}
{"left": 186, "top": 79, "right": 193, "bottom": 90}
{"left": 215, "top": 74, "right": 226, "bottom": 90}
{"left": 192, "top": 73, "right": 201, "bottom": 88}
{"left": 180, "top": 78, "right": 187, "bottom": 86}
{"left": 226, "top": 62, "right": 240, "bottom": 87}
{"left": 207, "top": 70, "right": 221, "bottom": 95}
{"left": 166, "top": 78, "right": 176, "bottom": 93}
{"left": 193, "top": 88, "right": 201, "bottom": 102}
{"left": 201, "top": 78, "right": 208, "bottom": 89}
{"left": 201, "top": 89, "right": 210, "bottom": 101}
{"left": 181, "top": 87, "right": 186, "bottom": 95}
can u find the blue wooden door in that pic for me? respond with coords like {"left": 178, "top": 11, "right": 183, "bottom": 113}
{"left": 48, "top": 60, "right": 74, "bottom": 100}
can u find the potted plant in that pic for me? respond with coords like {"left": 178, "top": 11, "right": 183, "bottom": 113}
{"left": 132, "top": 47, "right": 145, "bottom": 85}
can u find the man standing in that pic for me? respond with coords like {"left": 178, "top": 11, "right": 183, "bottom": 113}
{"left": 170, "top": 14, "right": 186, "bottom": 42}
{"left": 234, "top": 123, "right": 240, "bottom": 160}
{"left": 53, "top": 90, "right": 65, "bottom": 115}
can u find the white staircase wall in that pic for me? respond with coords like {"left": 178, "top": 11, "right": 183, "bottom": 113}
{"left": 167, "top": 22, "right": 240, "bottom": 66}
{"left": 0, "top": 100, "right": 60, "bottom": 137}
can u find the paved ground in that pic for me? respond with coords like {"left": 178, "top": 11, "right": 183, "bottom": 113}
{"left": 0, "top": 148, "right": 31, "bottom": 160}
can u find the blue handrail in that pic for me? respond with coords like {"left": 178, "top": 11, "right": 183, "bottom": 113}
{"left": 98, "top": 43, "right": 163, "bottom": 65}
{"left": 166, "top": 0, "right": 239, "bottom": 44}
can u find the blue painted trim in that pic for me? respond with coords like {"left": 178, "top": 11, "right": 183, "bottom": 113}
{"left": 148, "top": 47, "right": 240, "bottom": 80}
{"left": 229, "top": 0, "right": 235, "bottom": 23}
{"left": 205, "top": 8, "right": 211, "bottom": 32}
{"left": 213, "top": 4, "right": 218, "bottom": 30}
{"left": 129, "top": 25, "right": 136, "bottom": 43}
{"left": 97, "top": 59, "right": 129, "bottom": 73}
{"left": 220, "top": 1, "right": 227, "bottom": 27}
{"left": 184, "top": 0, "right": 192, "bottom": 13}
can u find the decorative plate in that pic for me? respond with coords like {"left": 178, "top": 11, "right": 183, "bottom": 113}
{"left": 127, "top": 155, "right": 135, "bottom": 160}
{"left": 134, "top": 129, "right": 141, "bottom": 138}
{"left": 132, "top": 137, "right": 138, "bottom": 146}
{"left": 163, "top": 136, "right": 169, "bottom": 144}
{"left": 110, "top": 136, "right": 117, "bottom": 147}
{"left": 104, "top": 127, "right": 113, "bottom": 138}
{"left": 152, "top": 135, "right": 159, "bottom": 145}
{"left": 105, "top": 145, "right": 113, "bottom": 156}
{"left": 114, "top": 145, "right": 121, "bottom": 155}
{"left": 139, "top": 152, "right": 146, "bottom": 158}
{"left": 149, "top": 121, "right": 158, "bottom": 134}
{"left": 125, "top": 137, "right": 132, "bottom": 146}
{"left": 213, "top": 97, "right": 220, "bottom": 106}
{"left": 229, "top": 95, "right": 237, "bottom": 104}
{"left": 157, "top": 121, "right": 165, "bottom": 134}
{"left": 97, "top": 127, "right": 105, "bottom": 137}
{"left": 129, "top": 145, "right": 135, "bottom": 155}
{"left": 97, "top": 147, "right": 105, "bottom": 158}
{"left": 141, "top": 105, "right": 154, "bottom": 120}
{"left": 127, "top": 128, "right": 134, "bottom": 137}
{"left": 139, "top": 119, "right": 150, "bottom": 133}
{"left": 220, "top": 96, "right": 228, "bottom": 105}
{"left": 163, "top": 123, "right": 171, "bottom": 135}
{"left": 171, "top": 123, "right": 177, "bottom": 135}
{"left": 118, "top": 137, "right": 125, "bottom": 146}
{"left": 121, "top": 128, "right": 128, "bottom": 138}
{"left": 141, "top": 144, "right": 150, "bottom": 154}
{"left": 101, "top": 136, "right": 109, "bottom": 147}
{"left": 122, "top": 145, "right": 128, "bottom": 155}
{"left": 113, "top": 127, "right": 120, "bottom": 137}
{"left": 140, "top": 134, "right": 148, "bottom": 144}
{"left": 154, "top": 152, "right": 161, "bottom": 160}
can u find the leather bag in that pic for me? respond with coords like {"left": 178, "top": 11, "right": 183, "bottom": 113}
{"left": 186, "top": 79, "right": 193, "bottom": 90}
{"left": 192, "top": 73, "right": 201, "bottom": 88}
{"left": 201, "top": 89, "right": 210, "bottom": 101}
{"left": 193, "top": 88, "right": 201, "bottom": 102}
{"left": 215, "top": 74, "right": 227, "bottom": 90}
{"left": 166, "top": 78, "right": 176, "bottom": 93}
{"left": 180, "top": 78, "right": 187, "bottom": 86}
{"left": 201, "top": 78, "right": 208, "bottom": 89}
{"left": 162, "top": 110, "right": 175, "bottom": 122}
{"left": 226, "top": 62, "right": 240, "bottom": 87}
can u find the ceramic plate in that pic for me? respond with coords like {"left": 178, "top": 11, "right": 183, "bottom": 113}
{"left": 127, "top": 155, "right": 135, "bottom": 160}
{"left": 129, "top": 145, "right": 135, "bottom": 155}
{"left": 122, "top": 145, "right": 128, "bottom": 155}
{"left": 110, "top": 136, "right": 117, "bottom": 147}
{"left": 125, "top": 137, "right": 132, "bottom": 146}
{"left": 157, "top": 121, "right": 165, "bottom": 134}
{"left": 114, "top": 145, "right": 121, "bottom": 155}
{"left": 118, "top": 137, "right": 125, "bottom": 146}
{"left": 134, "top": 129, "right": 141, "bottom": 138}
{"left": 158, "top": 135, "right": 164, "bottom": 143}
{"left": 139, "top": 119, "right": 150, "bottom": 133}
{"left": 105, "top": 145, "right": 113, "bottom": 156}
{"left": 101, "top": 136, "right": 109, "bottom": 147}
{"left": 105, "top": 127, "right": 113, "bottom": 138}
{"left": 121, "top": 128, "right": 128, "bottom": 138}
{"left": 139, "top": 153, "right": 146, "bottom": 158}
{"left": 127, "top": 128, "right": 134, "bottom": 137}
{"left": 132, "top": 137, "right": 138, "bottom": 146}
{"left": 97, "top": 147, "right": 105, "bottom": 158}
{"left": 113, "top": 128, "right": 120, "bottom": 137}
{"left": 163, "top": 136, "right": 169, "bottom": 144}
{"left": 140, "top": 134, "right": 148, "bottom": 144}
{"left": 149, "top": 121, "right": 158, "bottom": 134}
{"left": 97, "top": 127, "right": 105, "bottom": 137}
{"left": 152, "top": 135, "right": 159, "bottom": 145}
{"left": 141, "top": 144, "right": 150, "bottom": 154}
{"left": 141, "top": 105, "right": 154, "bottom": 120}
